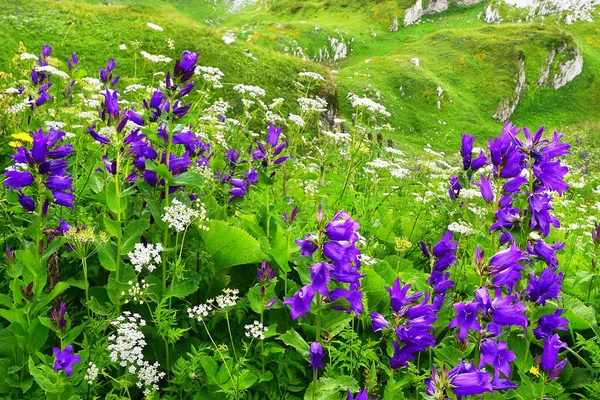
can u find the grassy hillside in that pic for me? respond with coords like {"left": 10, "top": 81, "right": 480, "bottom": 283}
{"left": 0, "top": 0, "right": 599, "bottom": 154}
{"left": 0, "top": 0, "right": 330, "bottom": 119}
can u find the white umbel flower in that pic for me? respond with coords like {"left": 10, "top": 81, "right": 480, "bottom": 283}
{"left": 127, "top": 243, "right": 163, "bottom": 273}
{"left": 244, "top": 321, "right": 268, "bottom": 340}
{"left": 162, "top": 199, "right": 199, "bottom": 232}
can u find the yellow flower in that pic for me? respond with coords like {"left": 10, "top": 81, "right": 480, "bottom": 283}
{"left": 8, "top": 141, "right": 22, "bottom": 148}
{"left": 11, "top": 132, "right": 32, "bottom": 143}
{"left": 529, "top": 366, "right": 540, "bottom": 377}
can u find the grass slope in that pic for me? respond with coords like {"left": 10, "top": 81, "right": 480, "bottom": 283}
{"left": 1, "top": 0, "right": 598, "bottom": 153}
{"left": 0, "top": 0, "right": 330, "bottom": 118}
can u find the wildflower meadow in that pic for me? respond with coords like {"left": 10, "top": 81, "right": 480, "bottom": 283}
{"left": 1, "top": 2, "right": 600, "bottom": 399}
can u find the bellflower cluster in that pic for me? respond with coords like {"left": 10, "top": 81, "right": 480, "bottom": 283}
{"left": 51, "top": 302, "right": 67, "bottom": 331}
{"left": 426, "top": 362, "right": 493, "bottom": 399}
{"left": 429, "top": 123, "right": 571, "bottom": 397}
{"left": 4, "top": 127, "right": 75, "bottom": 210}
{"left": 369, "top": 276, "right": 444, "bottom": 369}
{"left": 28, "top": 45, "right": 55, "bottom": 109}
{"left": 99, "top": 59, "right": 119, "bottom": 88}
{"left": 448, "top": 133, "right": 489, "bottom": 199}
{"left": 284, "top": 208, "right": 364, "bottom": 320}
{"left": 251, "top": 123, "right": 290, "bottom": 169}
{"left": 420, "top": 232, "right": 457, "bottom": 295}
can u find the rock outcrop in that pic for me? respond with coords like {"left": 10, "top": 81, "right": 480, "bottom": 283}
{"left": 494, "top": 58, "right": 527, "bottom": 122}
{"left": 404, "top": 0, "right": 487, "bottom": 26}
{"left": 537, "top": 45, "right": 584, "bottom": 89}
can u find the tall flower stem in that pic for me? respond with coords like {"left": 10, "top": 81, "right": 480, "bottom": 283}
{"left": 265, "top": 186, "right": 271, "bottom": 241}
{"left": 225, "top": 310, "right": 238, "bottom": 364}
{"left": 162, "top": 125, "right": 174, "bottom": 293}
{"left": 114, "top": 151, "right": 122, "bottom": 283}
{"left": 312, "top": 292, "right": 323, "bottom": 400}
{"left": 82, "top": 257, "right": 90, "bottom": 317}
{"left": 201, "top": 320, "right": 237, "bottom": 397}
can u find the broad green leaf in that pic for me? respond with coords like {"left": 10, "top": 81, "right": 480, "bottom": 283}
{"left": 279, "top": 329, "right": 309, "bottom": 358}
{"left": 563, "top": 293, "right": 597, "bottom": 330}
{"left": 98, "top": 243, "right": 117, "bottom": 272}
{"left": 172, "top": 172, "right": 204, "bottom": 189}
{"left": 166, "top": 272, "right": 201, "bottom": 299}
{"left": 121, "top": 219, "right": 150, "bottom": 255}
{"left": 28, "top": 358, "right": 55, "bottom": 392}
{"left": 32, "top": 282, "right": 70, "bottom": 315}
{"left": 200, "top": 221, "right": 265, "bottom": 268}
{"left": 103, "top": 216, "right": 121, "bottom": 239}
{"left": 199, "top": 355, "right": 218, "bottom": 386}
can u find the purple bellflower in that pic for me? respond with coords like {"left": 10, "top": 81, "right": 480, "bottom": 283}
{"left": 53, "top": 344, "right": 81, "bottom": 376}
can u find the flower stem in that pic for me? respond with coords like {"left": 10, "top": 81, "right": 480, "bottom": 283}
{"left": 82, "top": 257, "right": 90, "bottom": 317}
{"left": 201, "top": 320, "right": 236, "bottom": 396}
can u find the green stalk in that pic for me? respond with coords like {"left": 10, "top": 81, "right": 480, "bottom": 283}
{"left": 265, "top": 186, "right": 271, "bottom": 240}
{"left": 82, "top": 257, "right": 90, "bottom": 317}
{"left": 312, "top": 292, "right": 322, "bottom": 400}
{"left": 162, "top": 126, "right": 174, "bottom": 292}
{"left": 114, "top": 151, "right": 122, "bottom": 283}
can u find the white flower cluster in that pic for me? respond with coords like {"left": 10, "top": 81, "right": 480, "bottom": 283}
{"left": 298, "top": 71, "right": 325, "bottom": 81}
{"left": 215, "top": 288, "right": 239, "bottom": 309}
{"left": 347, "top": 93, "right": 391, "bottom": 117}
{"left": 298, "top": 97, "right": 327, "bottom": 113}
{"left": 195, "top": 66, "right": 224, "bottom": 88}
{"left": 322, "top": 129, "right": 351, "bottom": 143}
{"left": 127, "top": 243, "right": 163, "bottom": 273}
{"left": 162, "top": 199, "right": 199, "bottom": 232}
{"left": 4, "top": 87, "right": 21, "bottom": 94}
{"left": 8, "top": 98, "right": 34, "bottom": 114}
{"left": 140, "top": 51, "right": 172, "bottom": 63}
{"left": 194, "top": 202, "right": 210, "bottom": 232}
{"left": 45, "top": 121, "right": 66, "bottom": 130}
{"left": 269, "top": 98, "right": 285, "bottom": 109}
{"left": 147, "top": 22, "right": 164, "bottom": 31}
{"left": 124, "top": 84, "right": 146, "bottom": 93}
{"left": 76, "top": 111, "right": 100, "bottom": 122}
{"left": 205, "top": 99, "right": 230, "bottom": 115}
{"left": 447, "top": 221, "right": 474, "bottom": 235}
{"left": 84, "top": 362, "right": 99, "bottom": 385}
{"left": 233, "top": 84, "right": 265, "bottom": 98}
{"left": 123, "top": 279, "right": 150, "bottom": 304}
{"left": 19, "top": 53, "right": 38, "bottom": 60}
{"left": 244, "top": 321, "right": 268, "bottom": 340}
{"left": 187, "top": 302, "right": 213, "bottom": 322}
{"left": 35, "top": 65, "right": 70, "bottom": 80}
{"left": 288, "top": 113, "right": 305, "bottom": 127}
{"left": 107, "top": 312, "right": 165, "bottom": 396}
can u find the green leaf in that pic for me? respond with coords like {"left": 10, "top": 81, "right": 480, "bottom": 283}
{"left": 199, "top": 355, "right": 218, "bottom": 386}
{"left": 146, "top": 160, "right": 174, "bottom": 184}
{"left": 263, "top": 230, "right": 291, "bottom": 274}
{"left": 98, "top": 243, "right": 117, "bottom": 272}
{"left": 28, "top": 358, "right": 54, "bottom": 392}
{"left": 433, "top": 345, "right": 464, "bottom": 367}
{"left": 172, "top": 172, "right": 204, "bottom": 189}
{"left": 121, "top": 219, "right": 150, "bottom": 255}
{"left": 166, "top": 272, "right": 201, "bottom": 299}
{"left": 200, "top": 221, "right": 265, "bottom": 268}
{"left": 31, "top": 282, "right": 70, "bottom": 316}
{"left": 103, "top": 216, "right": 121, "bottom": 239}
{"left": 563, "top": 293, "right": 597, "bottom": 330}
{"left": 279, "top": 329, "right": 309, "bottom": 358}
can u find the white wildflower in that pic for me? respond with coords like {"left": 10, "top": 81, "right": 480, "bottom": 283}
{"left": 233, "top": 84, "right": 265, "bottom": 98}
{"left": 127, "top": 243, "right": 163, "bottom": 273}
{"left": 215, "top": 288, "right": 239, "bottom": 309}
{"left": 298, "top": 71, "right": 325, "bottom": 81}
{"left": 187, "top": 302, "right": 214, "bottom": 322}
{"left": 35, "top": 65, "right": 70, "bottom": 80}
{"left": 347, "top": 93, "right": 390, "bottom": 117}
{"left": 448, "top": 221, "right": 474, "bottom": 235}
{"left": 288, "top": 113, "right": 305, "bottom": 127}
{"left": 19, "top": 53, "right": 38, "bottom": 61}
{"left": 298, "top": 97, "right": 327, "bottom": 113}
{"left": 84, "top": 362, "right": 99, "bottom": 385}
{"left": 244, "top": 321, "right": 268, "bottom": 340}
{"left": 140, "top": 51, "right": 172, "bottom": 63}
{"left": 162, "top": 199, "right": 199, "bottom": 232}
{"left": 119, "top": 43, "right": 127, "bottom": 50}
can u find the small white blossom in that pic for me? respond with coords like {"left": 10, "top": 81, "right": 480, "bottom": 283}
{"left": 127, "top": 243, "right": 163, "bottom": 273}
{"left": 298, "top": 97, "right": 327, "bottom": 113}
{"left": 233, "top": 84, "right": 265, "bottom": 98}
{"left": 222, "top": 30, "right": 236, "bottom": 44}
{"left": 19, "top": 53, "right": 38, "bottom": 60}
{"left": 448, "top": 221, "right": 474, "bottom": 235}
{"left": 347, "top": 93, "right": 391, "bottom": 117}
{"left": 288, "top": 113, "right": 305, "bottom": 127}
{"left": 84, "top": 362, "right": 99, "bottom": 385}
{"left": 187, "top": 302, "right": 213, "bottom": 322}
{"left": 298, "top": 71, "right": 325, "bottom": 81}
{"left": 244, "top": 321, "right": 268, "bottom": 340}
{"left": 119, "top": 43, "right": 127, "bottom": 50}
{"left": 35, "top": 65, "right": 70, "bottom": 80}
{"left": 140, "top": 51, "right": 172, "bottom": 63}
{"left": 162, "top": 199, "right": 199, "bottom": 232}
{"left": 215, "top": 288, "right": 239, "bottom": 309}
